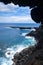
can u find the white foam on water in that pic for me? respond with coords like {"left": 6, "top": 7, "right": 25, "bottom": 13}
{"left": 31, "top": 28, "right": 36, "bottom": 31}
{"left": 5, "top": 27, "right": 12, "bottom": 29}
{"left": 25, "top": 36, "right": 37, "bottom": 46}
{"left": 5, "top": 45, "right": 27, "bottom": 55}
{"left": 21, "top": 33, "right": 28, "bottom": 36}
{"left": 16, "top": 28, "right": 20, "bottom": 30}
{"left": 0, "top": 37, "right": 37, "bottom": 65}
{"left": 25, "top": 36, "right": 32, "bottom": 39}
{"left": 2, "top": 62, "right": 7, "bottom": 65}
{"left": 3, "top": 44, "right": 28, "bottom": 65}
{"left": 0, "top": 48, "right": 1, "bottom": 50}
{"left": 1, "top": 59, "right": 13, "bottom": 65}
{"left": 25, "top": 36, "right": 35, "bottom": 41}
{"left": 5, "top": 44, "right": 29, "bottom": 59}
{"left": 5, "top": 48, "right": 14, "bottom": 59}
{"left": 5, "top": 36, "right": 36, "bottom": 59}
{"left": 0, "top": 57, "right": 12, "bottom": 65}
{"left": 14, "top": 45, "right": 27, "bottom": 53}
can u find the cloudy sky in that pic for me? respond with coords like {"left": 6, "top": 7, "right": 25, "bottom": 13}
{"left": 0, "top": 2, "right": 35, "bottom": 23}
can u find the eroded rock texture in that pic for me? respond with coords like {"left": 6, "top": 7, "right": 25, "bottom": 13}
{"left": 12, "top": 24, "right": 43, "bottom": 65}
{"left": 0, "top": 0, "right": 43, "bottom": 65}
{"left": 12, "top": 43, "right": 43, "bottom": 65}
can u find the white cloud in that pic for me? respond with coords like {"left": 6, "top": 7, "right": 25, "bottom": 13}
{"left": 0, "top": 2, "right": 19, "bottom": 12}
{"left": 0, "top": 2, "right": 30, "bottom": 14}
{"left": 0, "top": 2, "right": 9, "bottom": 12}
{"left": 7, "top": 3, "right": 19, "bottom": 8}
{"left": 0, "top": 16, "right": 34, "bottom": 23}
{"left": 0, "top": 2, "right": 35, "bottom": 23}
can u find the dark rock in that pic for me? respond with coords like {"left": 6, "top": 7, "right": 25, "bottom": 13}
{"left": 12, "top": 25, "right": 43, "bottom": 65}
{"left": 0, "top": 1, "right": 43, "bottom": 65}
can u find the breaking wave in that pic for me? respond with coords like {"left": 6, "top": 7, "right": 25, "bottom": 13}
{"left": 0, "top": 36, "right": 36, "bottom": 65}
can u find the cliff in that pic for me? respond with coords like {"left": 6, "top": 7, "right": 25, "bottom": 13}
{"left": 12, "top": 25, "right": 43, "bottom": 65}
{"left": 0, "top": 0, "right": 43, "bottom": 65}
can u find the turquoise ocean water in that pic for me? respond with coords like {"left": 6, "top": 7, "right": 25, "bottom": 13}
{"left": 0, "top": 23, "right": 40, "bottom": 65}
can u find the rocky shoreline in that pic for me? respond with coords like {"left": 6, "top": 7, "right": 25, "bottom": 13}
{"left": 12, "top": 25, "right": 43, "bottom": 65}
{"left": 0, "top": 0, "right": 43, "bottom": 65}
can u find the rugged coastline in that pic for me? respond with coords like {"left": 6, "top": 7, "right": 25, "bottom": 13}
{"left": 12, "top": 25, "right": 43, "bottom": 65}
{"left": 0, "top": 0, "right": 43, "bottom": 65}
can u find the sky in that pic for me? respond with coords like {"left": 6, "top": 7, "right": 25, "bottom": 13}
{"left": 0, "top": 2, "right": 35, "bottom": 23}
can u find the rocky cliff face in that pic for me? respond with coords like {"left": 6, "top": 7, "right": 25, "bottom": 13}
{"left": 0, "top": 0, "right": 43, "bottom": 65}
{"left": 12, "top": 45, "right": 43, "bottom": 65}
{"left": 12, "top": 25, "right": 43, "bottom": 65}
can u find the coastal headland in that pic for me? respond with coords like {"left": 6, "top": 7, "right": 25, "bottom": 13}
{"left": 12, "top": 25, "right": 43, "bottom": 65}
{"left": 0, "top": 0, "right": 43, "bottom": 65}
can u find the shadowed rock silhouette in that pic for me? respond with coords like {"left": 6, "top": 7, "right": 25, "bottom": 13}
{"left": 0, "top": 0, "right": 43, "bottom": 24}
{"left": 0, "top": 0, "right": 43, "bottom": 65}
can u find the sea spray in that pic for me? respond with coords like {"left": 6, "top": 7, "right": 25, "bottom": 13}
{"left": 4, "top": 37, "right": 36, "bottom": 65}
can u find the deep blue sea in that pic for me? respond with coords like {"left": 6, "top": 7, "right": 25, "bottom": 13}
{"left": 0, "top": 23, "right": 40, "bottom": 65}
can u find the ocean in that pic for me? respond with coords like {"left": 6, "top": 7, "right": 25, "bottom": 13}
{"left": 0, "top": 23, "right": 40, "bottom": 65}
